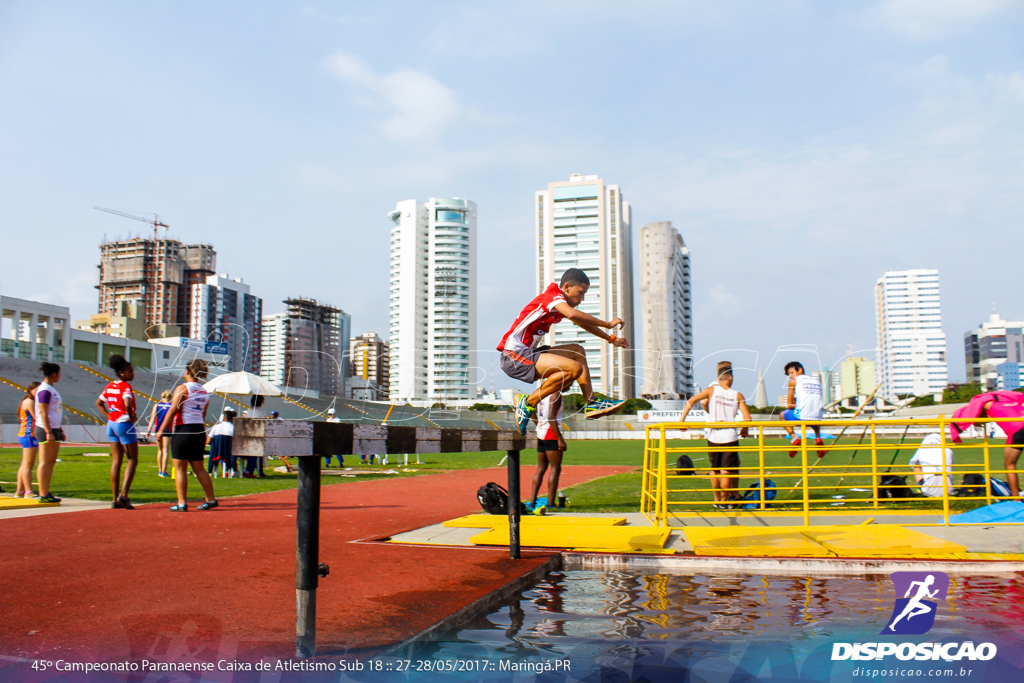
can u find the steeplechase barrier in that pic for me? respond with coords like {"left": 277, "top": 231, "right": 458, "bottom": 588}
{"left": 234, "top": 418, "right": 536, "bottom": 658}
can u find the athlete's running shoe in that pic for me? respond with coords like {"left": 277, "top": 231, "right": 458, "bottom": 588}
{"left": 532, "top": 504, "right": 546, "bottom": 516}
{"left": 815, "top": 437, "right": 827, "bottom": 458}
{"left": 584, "top": 397, "right": 626, "bottom": 420}
{"left": 788, "top": 437, "right": 802, "bottom": 458}
{"left": 38, "top": 493, "right": 61, "bottom": 504}
{"left": 514, "top": 394, "right": 536, "bottom": 436}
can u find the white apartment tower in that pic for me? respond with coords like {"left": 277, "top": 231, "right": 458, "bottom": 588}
{"left": 638, "top": 221, "right": 693, "bottom": 398}
{"left": 875, "top": 269, "right": 948, "bottom": 400}
{"left": 387, "top": 198, "right": 477, "bottom": 403}
{"left": 535, "top": 174, "right": 635, "bottom": 398}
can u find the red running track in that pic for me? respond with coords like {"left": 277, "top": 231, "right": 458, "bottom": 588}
{"left": 0, "top": 465, "right": 632, "bottom": 665}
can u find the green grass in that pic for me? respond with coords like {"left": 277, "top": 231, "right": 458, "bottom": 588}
{"left": 561, "top": 437, "right": 1013, "bottom": 515}
{"left": 1, "top": 438, "right": 1007, "bottom": 515}
{"left": 0, "top": 440, "right": 645, "bottom": 505}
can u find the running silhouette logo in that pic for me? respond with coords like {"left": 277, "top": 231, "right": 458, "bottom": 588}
{"left": 882, "top": 571, "right": 949, "bottom": 635}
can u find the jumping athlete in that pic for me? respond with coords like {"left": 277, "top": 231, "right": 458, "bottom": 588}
{"left": 780, "top": 362, "right": 826, "bottom": 458}
{"left": 96, "top": 354, "right": 139, "bottom": 509}
{"left": 498, "top": 268, "right": 629, "bottom": 435}
{"left": 680, "top": 364, "right": 752, "bottom": 507}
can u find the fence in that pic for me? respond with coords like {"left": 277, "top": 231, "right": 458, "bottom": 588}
{"left": 642, "top": 417, "right": 1023, "bottom": 527}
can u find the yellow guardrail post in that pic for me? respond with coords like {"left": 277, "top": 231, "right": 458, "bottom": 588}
{"left": 758, "top": 423, "right": 767, "bottom": 511}
{"left": 983, "top": 426, "right": 993, "bottom": 507}
{"left": 939, "top": 418, "right": 950, "bottom": 526}
{"left": 800, "top": 423, "right": 810, "bottom": 527}
{"left": 870, "top": 424, "right": 879, "bottom": 510}
{"left": 658, "top": 424, "right": 668, "bottom": 526}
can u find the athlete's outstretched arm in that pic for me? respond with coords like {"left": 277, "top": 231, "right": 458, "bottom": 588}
{"left": 553, "top": 302, "right": 623, "bottom": 332}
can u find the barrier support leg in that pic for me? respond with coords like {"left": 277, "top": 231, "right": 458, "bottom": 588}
{"left": 507, "top": 449, "right": 521, "bottom": 560}
{"left": 296, "top": 455, "right": 321, "bottom": 658}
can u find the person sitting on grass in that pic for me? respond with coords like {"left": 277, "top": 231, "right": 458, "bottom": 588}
{"left": 497, "top": 267, "right": 630, "bottom": 435}
{"left": 678, "top": 363, "right": 751, "bottom": 509}
{"left": 909, "top": 433, "right": 955, "bottom": 498}
{"left": 207, "top": 408, "right": 236, "bottom": 478}
{"left": 780, "top": 362, "right": 826, "bottom": 458}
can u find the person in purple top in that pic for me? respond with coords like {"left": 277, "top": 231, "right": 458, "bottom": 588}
{"left": 34, "top": 362, "right": 64, "bottom": 504}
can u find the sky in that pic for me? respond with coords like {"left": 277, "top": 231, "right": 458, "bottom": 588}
{"left": 1, "top": 0, "right": 1023, "bottom": 399}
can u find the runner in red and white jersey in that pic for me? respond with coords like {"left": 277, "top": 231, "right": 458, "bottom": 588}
{"left": 100, "top": 380, "right": 136, "bottom": 422}
{"left": 497, "top": 268, "right": 631, "bottom": 435}
{"left": 95, "top": 354, "right": 140, "bottom": 510}
{"left": 497, "top": 282, "right": 567, "bottom": 357}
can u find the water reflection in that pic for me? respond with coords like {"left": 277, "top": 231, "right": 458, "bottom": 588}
{"left": 426, "top": 569, "right": 1024, "bottom": 661}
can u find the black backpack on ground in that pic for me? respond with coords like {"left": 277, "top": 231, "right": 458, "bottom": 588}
{"left": 477, "top": 482, "right": 527, "bottom": 515}
{"left": 878, "top": 474, "right": 922, "bottom": 500}
{"left": 675, "top": 454, "right": 695, "bottom": 476}
{"left": 957, "top": 473, "right": 986, "bottom": 498}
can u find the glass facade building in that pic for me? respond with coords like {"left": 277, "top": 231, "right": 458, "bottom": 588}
{"left": 536, "top": 175, "right": 635, "bottom": 399}
{"left": 387, "top": 197, "right": 477, "bottom": 403}
{"left": 874, "top": 269, "right": 948, "bottom": 400}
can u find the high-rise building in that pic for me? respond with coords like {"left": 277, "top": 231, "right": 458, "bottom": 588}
{"left": 875, "top": 269, "right": 948, "bottom": 400}
{"left": 963, "top": 312, "right": 1024, "bottom": 390}
{"left": 96, "top": 236, "right": 215, "bottom": 334}
{"left": 189, "top": 274, "right": 263, "bottom": 373}
{"left": 259, "top": 298, "right": 350, "bottom": 398}
{"left": 638, "top": 221, "right": 692, "bottom": 399}
{"left": 838, "top": 357, "right": 877, "bottom": 402}
{"left": 349, "top": 332, "right": 390, "bottom": 401}
{"left": 387, "top": 197, "right": 477, "bottom": 403}
{"left": 535, "top": 174, "right": 635, "bottom": 398}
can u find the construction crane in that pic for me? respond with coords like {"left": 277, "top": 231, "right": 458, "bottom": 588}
{"left": 95, "top": 206, "right": 169, "bottom": 241}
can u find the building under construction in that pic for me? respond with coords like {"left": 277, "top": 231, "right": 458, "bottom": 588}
{"left": 260, "top": 298, "right": 351, "bottom": 398}
{"left": 96, "top": 237, "right": 216, "bottom": 336}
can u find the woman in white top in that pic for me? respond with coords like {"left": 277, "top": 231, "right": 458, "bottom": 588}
{"left": 156, "top": 359, "right": 217, "bottom": 511}
{"left": 34, "top": 362, "right": 64, "bottom": 504}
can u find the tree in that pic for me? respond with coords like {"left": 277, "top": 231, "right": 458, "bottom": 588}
{"left": 469, "top": 403, "right": 501, "bottom": 412}
{"left": 618, "top": 398, "right": 653, "bottom": 415}
{"left": 942, "top": 383, "right": 982, "bottom": 404}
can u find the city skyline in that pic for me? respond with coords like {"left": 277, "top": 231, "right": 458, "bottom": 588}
{"left": 2, "top": 3, "right": 1023, "bottom": 393}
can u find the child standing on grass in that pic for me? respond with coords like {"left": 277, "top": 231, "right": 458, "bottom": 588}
{"left": 15, "top": 382, "right": 40, "bottom": 497}
{"left": 497, "top": 268, "right": 630, "bottom": 435}
{"left": 148, "top": 390, "right": 173, "bottom": 477}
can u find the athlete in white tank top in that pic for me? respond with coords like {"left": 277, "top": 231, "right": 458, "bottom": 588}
{"left": 782, "top": 362, "right": 825, "bottom": 456}
{"left": 794, "top": 375, "right": 824, "bottom": 420}
{"left": 536, "top": 393, "right": 563, "bottom": 442}
{"left": 706, "top": 386, "right": 740, "bottom": 444}
{"left": 176, "top": 382, "right": 210, "bottom": 425}
{"left": 679, "top": 364, "right": 752, "bottom": 508}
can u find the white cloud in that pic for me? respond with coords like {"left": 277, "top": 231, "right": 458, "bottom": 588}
{"left": 325, "top": 51, "right": 457, "bottom": 143}
{"left": 867, "top": 0, "right": 1021, "bottom": 40}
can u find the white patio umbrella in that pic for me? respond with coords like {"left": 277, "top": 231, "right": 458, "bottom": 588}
{"left": 203, "top": 371, "right": 282, "bottom": 397}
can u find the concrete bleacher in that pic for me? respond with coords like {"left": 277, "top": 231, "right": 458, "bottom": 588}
{"left": 0, "top": 356, "right": 515, "bottom": 441}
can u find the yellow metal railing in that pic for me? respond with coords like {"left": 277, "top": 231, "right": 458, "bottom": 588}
{"left": 642, "top": 416, "right": 1023, "bottom": 528}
